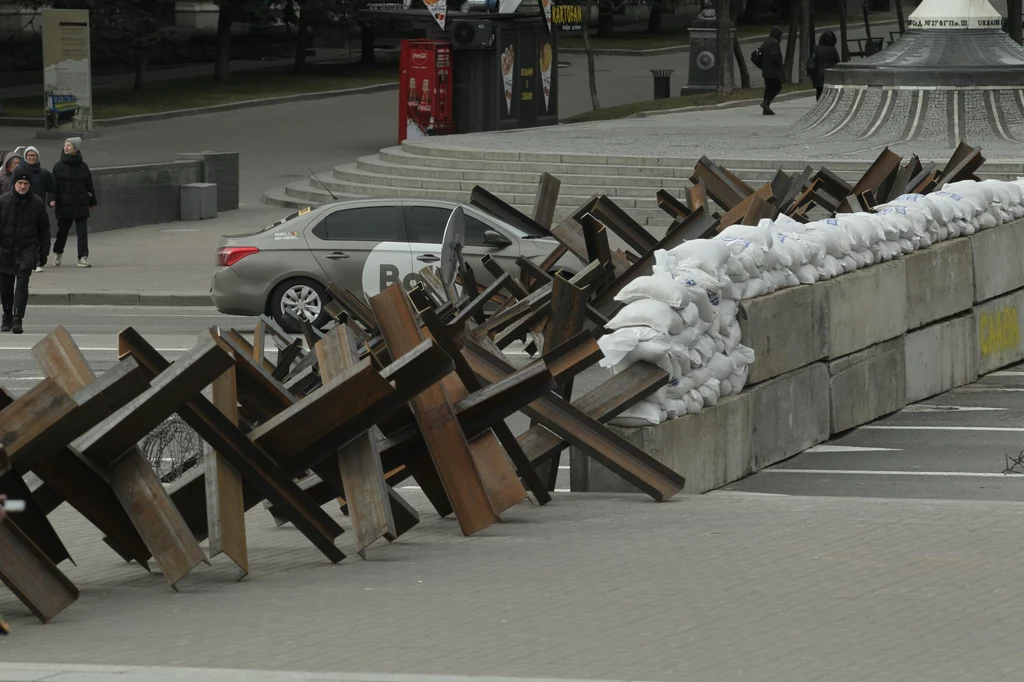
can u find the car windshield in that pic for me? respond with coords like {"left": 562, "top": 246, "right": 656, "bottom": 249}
{"left": 463, "top": 205, "right": 550, "bottom": 239}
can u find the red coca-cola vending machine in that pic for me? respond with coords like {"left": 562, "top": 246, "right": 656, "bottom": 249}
{"left": 399, "top": 40, "right": 454, "bottom": 144}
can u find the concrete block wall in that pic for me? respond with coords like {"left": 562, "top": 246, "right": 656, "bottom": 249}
{"left": 573, "top": 219, "right": 1024, "bottom": 495}
{"left": 89, "top": 152, "right": 240, "bottom": 234}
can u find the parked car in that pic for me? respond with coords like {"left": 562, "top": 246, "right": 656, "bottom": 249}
{"left": 211, "top": 198, "right": 579, "bottom": 330}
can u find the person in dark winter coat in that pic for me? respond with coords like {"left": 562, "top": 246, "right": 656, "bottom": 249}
{"left": 809, "top": 31, "right": 841, "bottom": 101}
{"left": 21, "top": 146, "right": 56, "bottom": 272}
{"left": 50, "top": 137, "right": 96, "bottom": 268}
{"left": 0, "top": 165, "right": 50, "bottom": 333}
{"left": 757, "top": 26, "right": 785, "bottom": 115}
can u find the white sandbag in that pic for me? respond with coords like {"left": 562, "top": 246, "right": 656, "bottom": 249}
{"left": 679, "top": 302, "right": 700, "bottom": 327}
{"left": 609, "top": 399, "right": 664, "bottom": 427}
{"left": 597, "top": 326, "right": 666, "bottom": 367}
{"left": 667, "top": 239, "right": 731, "bottom": 275}
{"left": 802, "top": 222, "right": 853, "bottom": 258}
{"left": 669, "top": 367, "right": 712, "bottom": 398}
{"left": 764, "top": 268, "right": 791, "bottom": 290}
{"left": 729, "top": 344, "right": 756, "bottom": 366}
{"left": 707, "top": 352, "right": 737, "bottom": 382}
{"left": 606, "top": 299, "right": 684, "bottom": 335}
{"left": 614, "top": 275, "right": 692, "bottom": 308}
{"left": 794, "top": 263, "right": 819, "bottom": 284}
{"left": 697, "top": 378, "right": 721, "bottom": 407}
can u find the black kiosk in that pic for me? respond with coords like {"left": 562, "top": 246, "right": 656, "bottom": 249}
{"left": 366, "top": 6, "right": 559, "bottom": 136}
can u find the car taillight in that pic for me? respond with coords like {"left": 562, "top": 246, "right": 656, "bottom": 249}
{"left": 217, "top": 246, "right": 259, "bottom": 267}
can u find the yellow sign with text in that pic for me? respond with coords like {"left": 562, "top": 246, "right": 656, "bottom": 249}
{"left": 978, "top": 306, "right": 1021, "bottom": 356}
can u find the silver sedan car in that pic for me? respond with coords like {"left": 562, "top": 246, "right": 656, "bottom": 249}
{"left": 212, "top": 198, "right": 578, "bottom": 330}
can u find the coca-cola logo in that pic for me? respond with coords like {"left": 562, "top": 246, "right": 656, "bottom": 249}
{"left": 412, "top": 51, "right": 428, "bottom": 66}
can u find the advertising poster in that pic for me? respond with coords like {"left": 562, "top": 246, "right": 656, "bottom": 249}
{"left": 553, "top": 3, "right": 583, "bottom": 32}
{"left": 423, "top": 0, "right": 447, "bottom": 30}
{"left": 42, "top": 8, "right": 93, "bottom": 132}
{"left": 539, "top": 40, "right": 553, "bottom": 112}
{"left": 538, "top": 0, "right": 553, "bottom": 33}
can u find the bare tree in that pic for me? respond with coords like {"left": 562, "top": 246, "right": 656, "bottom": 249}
{"left": 716, "top": 0, "right": 733, "bottom": 94}
{"left": 733, "top": 35, "right": 751, "bottom": 89}
{"left": 582, "top": 0, "right": 601, "bottom": 110}
{"left": 784, "top": 1, "right": 799, "bottom": 83}
{"left": 838, "top": 0, "right": 850, "bottom": 61}
{"left": 1009, "top": 0, "right": 1022, "bottom": 45}
{"left": 894, "top": 0, "right": 906, "bottom": 34}
{"left": 800, "top": 0, "right": 811, "bottom": 80}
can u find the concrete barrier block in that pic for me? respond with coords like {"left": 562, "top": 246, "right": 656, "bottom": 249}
{"left": 750, "top": 363, "right": 830, "bottom": 470}
{"left": 904, "top": 313, "right": 978, "bottom": 403}
{"left": 974, "top": 288, "right": 1024, "bottom": 374}
{"left": 904, "top": 237, "right": 974, "bottom": 330}
{"left": 180, "top": 182, "right": 218, "bottom": 221}
{"left": 824, "top": 260, "right": 907, "bottom": 359}
{"left": 828, "top": 337, "right": 907, "bottom": 433}
{"left": 739, "top": 284, "right": 828, "bottom": 385}
{"left": 971, "top": 223, "right": 1024, "bottom": 303}
{"left": 570, "top": 392, "right": 754, "bottom": 495}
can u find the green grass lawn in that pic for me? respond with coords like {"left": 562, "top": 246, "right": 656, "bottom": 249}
{"left": 2, "top": 62, "right": 398, "bottom": 119}
{"left": 564, "top": 83, "right": 814, "bottom": 123}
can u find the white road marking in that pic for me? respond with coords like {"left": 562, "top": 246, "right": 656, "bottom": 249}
{"left": 989, "top": 371, "right": 1024, "bottom": 377}
{"left": 558, "top": 466, "right": 570, "bottom": 470}
{"left": 956, "top": 387, "right": 1024, "bottom": 392}
{"left": 805, "top": 445, "right": 902, "bottom": 453}
{"left": 862, "top": 425, "right": 1024, "bottom": 432}
{"left": 901, "top": 405, "right": 1009, "bottom": 413}
{"left": 400, "top": 485, "right": 571, "bottom": 493}
{"left": 763, "top": 469, "right": 1024, "bottom": 478}
{"left": 0, "top": 346, "right": 279, "bottom": 354}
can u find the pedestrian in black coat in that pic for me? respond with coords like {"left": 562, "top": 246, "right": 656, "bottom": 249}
{"left": 0, "top": 165, "right": 50, "bottom": 333}
{"left": 809, "top": 31, "right": 841, "bottom": 101}
{"left": 20, "top": 145, "right": 56, "bottom": 272}
{"left": 757, "top": 26, "right": 785, "bottom": 115}
{"left": 50, "top": 136, "right": 96, "bottom": 268}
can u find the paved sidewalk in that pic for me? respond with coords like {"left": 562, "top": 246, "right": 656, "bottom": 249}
{"left": 4, "top": 489, "right": 1024, "bottom": 681}
{"left": 26, "top": 207, "right": 290, "bottom": 306}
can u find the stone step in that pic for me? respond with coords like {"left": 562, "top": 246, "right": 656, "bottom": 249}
{"left": 271, "top": 180, "right": 674, "bottom": 226}
{"left": 353, "top": 155, "right": 694, "bottom": 189}
{"left": 329, "top": 163, "right": 684, "bottom": 199}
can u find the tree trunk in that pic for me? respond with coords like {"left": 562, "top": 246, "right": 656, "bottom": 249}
{"left": 647, "top": 2, "right": 663, "bottom": 34}
{"left": 784, "top": 2, "right": 799, "bottom": 83}
{"left": 361, "top": 23, "right": 376, "bottom": 66}
{"left": 733, "top": 34, "right": 750, "bottom": 89}
{"left": 862, "top": 1, "right": 872, "bottom": 41}
{"left": 809, "top": 0, "right": 816, "bottom": 48}
{"left": 800, "top": 0, "right": 811, "bottom": 81}
{"left": 133, "top": 55, "right": 148, "bottom": 91}
{"left": 214, "top": 3, "right": 232, "bottom": 83}
{"left": 583, "top": 0, "right": 601, "bottom": 110}
{"left": 293, "top": 5, "right": 308, "bottom": 73}
{"left": 838, "top": 0, "right": 850, "bottom": 61}
{"left": 716, "top": 0, "right": 733, "bottom": 95}
{"left": 1009, "top": 0, "right": 1022, "bottom": 44}
{"left": 597, "top": 0, "right": 614, "bottom": 38}
{"left": 894, "top": 0, "right": 906, "bottom": 34}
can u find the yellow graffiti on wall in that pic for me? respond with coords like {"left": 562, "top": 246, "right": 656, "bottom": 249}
{"left": 979, "top": 306, "right": 1021, "bottom": 356}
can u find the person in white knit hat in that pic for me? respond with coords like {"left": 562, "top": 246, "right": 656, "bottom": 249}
{"left": 50, "top": 136, "right": 96, "bottom": 268}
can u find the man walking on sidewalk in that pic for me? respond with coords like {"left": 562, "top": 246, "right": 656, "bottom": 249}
{"left": 0, "top": 166, "right": 51, "bottom": 334}
{"left": 51, "top": 137, "right": 96, "bottom": 268}
{"left": 22, "top": 145, "right": 55, "bottom": 273}
{"left": 757, "top": 26, "right": 785, "bottom": 115}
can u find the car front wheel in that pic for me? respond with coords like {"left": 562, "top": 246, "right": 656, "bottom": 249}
{"left": 269, "top": 278, "right": 330, "bottom": 333}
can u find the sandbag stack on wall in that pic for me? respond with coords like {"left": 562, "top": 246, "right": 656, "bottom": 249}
{"left": 599, "top": 178, "right": 1024, "bottom": 427}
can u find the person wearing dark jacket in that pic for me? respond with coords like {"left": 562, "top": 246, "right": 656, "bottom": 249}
{"left": 0, "top": 148, "right": 24, "bottom": 194}
{"left": 0, "top": 165, "right": 50, "bottom": 333}
{"left": 809, "top": 31, "right": 841, "bottom": 101}
{"left": 757, "top": 26, "right": 785, "bottom": 115}
{"left": 21, "top": 146, "right": 56, "bottom": 272}
{"left": 50, "top": 137, "right": 95, "bottom": 268}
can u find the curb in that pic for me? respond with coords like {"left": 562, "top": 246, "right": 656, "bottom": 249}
{"left": 559, "top": 19, "right": 900, "bottom": 56}
{"left": 2, "top": 81, "right": 398, "bottom": 130}
{"left": 634, "top": 88, "right": 816, "bottom": 117}
{"left": 29, "top": 291, "right": 214, "bottom": 307}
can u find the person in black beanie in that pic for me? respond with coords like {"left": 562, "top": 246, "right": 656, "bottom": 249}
{"left": 0, "top": 165, "right": 50, "bottom": 333}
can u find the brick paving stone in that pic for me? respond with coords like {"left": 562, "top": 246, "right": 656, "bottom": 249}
{"left": 4, "top": 490, "right": 1024, "bottom": 680}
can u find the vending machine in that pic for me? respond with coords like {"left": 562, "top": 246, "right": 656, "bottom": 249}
{"left": 399, "top": 40, "right": 454, "bottom": 143}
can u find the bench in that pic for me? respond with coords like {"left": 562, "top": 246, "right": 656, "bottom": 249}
{"left": 848, "top": 36, "right": 884, "bottom": 57}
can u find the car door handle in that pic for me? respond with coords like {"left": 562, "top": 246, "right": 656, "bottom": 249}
{"left": 417, "top": 254, "right": 440, "bottom": 263}
{"left": 326, "top": 252, "right": 350, "bottom": 260}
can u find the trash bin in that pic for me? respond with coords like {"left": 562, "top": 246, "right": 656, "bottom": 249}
{"left": 651, "top": 69, "right": 674, "bottom": 100}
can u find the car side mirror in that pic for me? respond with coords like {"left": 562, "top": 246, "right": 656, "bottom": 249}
{"left": 484, "top": 229, "right": 512, "bottom": 248}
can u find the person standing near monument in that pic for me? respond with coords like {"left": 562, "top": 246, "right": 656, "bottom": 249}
{"left": 50, "top": 137, "right": 96, "bottom": 268}
{"left": 808, "top": 31, "right": 840, "bottom": 101}
{"left": 757, "top": 26, "right": 785, "bottom": 115}
{"left": 0, "top": 165, "right": 51, "bottom": 334}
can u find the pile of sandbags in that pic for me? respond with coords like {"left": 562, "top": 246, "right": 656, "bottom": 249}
{"left": 600, "top": 178, "right": 1024, "bottom": 427}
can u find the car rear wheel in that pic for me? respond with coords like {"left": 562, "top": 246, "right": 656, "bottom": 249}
{"left": 269, "top": 278, "right": 329, "bottom": 333}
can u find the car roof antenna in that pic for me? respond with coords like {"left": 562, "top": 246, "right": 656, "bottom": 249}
{"left": 308, "top": 168, "right": 338, "bottom": 201}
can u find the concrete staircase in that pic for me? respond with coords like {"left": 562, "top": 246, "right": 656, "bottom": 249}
{"left": 264, "top": 141, "right": 1024, "bottom": 229}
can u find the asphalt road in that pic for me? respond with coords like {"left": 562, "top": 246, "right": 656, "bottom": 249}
{"left": 725, "top": 365, "right": 1024, "bottom": 502}
{"left": 0, "top": 304, "right": 591, "bottom": 491}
